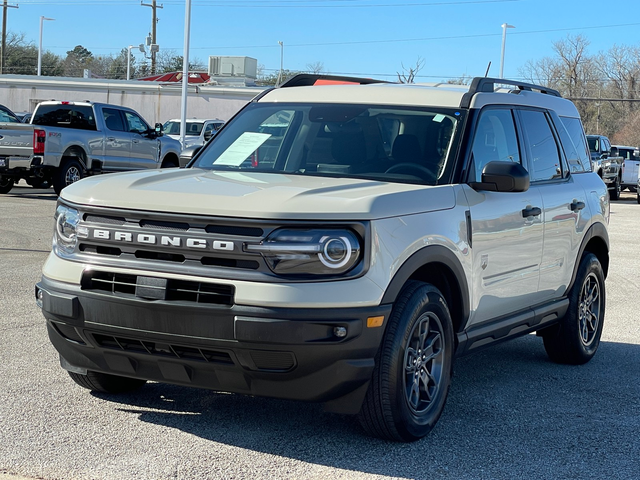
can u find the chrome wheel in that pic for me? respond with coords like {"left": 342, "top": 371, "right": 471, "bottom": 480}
{"left": 65, "top": 166, "right": 81, "bottom": 185}
{"left": 403, "top": 312, "right": 445, "bottom": 414}
{"left": 579, "top": 272, "right": 601, "bottom": 347}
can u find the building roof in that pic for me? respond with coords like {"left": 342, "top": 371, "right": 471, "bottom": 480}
{"left": 137, "top": 72, "right": 211, "bottom": 84}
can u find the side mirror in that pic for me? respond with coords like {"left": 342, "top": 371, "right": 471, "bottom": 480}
{"left": 154, "top": 122, "right": 163, "bottom": 137}
{"left": 609, "top": 147, "right": 618, "bottom": 157}
{"left": 203, "top": 130, "right": 213, "bottom": 141}
{"left": 470, "top": 161, "right": 530, "bottom": 192}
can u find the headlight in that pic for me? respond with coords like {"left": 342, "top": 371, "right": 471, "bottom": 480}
{"left": 54, "top": 204, "right": 81, "bottom": 255}
{"left": 245, "top": 228, "right": 362, "bottom": 276}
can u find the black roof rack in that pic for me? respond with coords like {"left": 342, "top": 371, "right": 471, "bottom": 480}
{"left": 460, "top": 77, "right": 561, "bottom": 108}
{"left": 280, "top": 74, "right": 391, "bottom": 88}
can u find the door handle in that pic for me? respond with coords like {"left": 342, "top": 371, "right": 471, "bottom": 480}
{"left": 132, "top": 139, "right": 139, "bottom": 144}
{"left": 522, "top": 206, "right": 542, "bottom": 217}
{"left": 570, "top": 201, "right": 585, "bottom": 211}
{"left": 107, "top": 136, "right": 116, "bottom": 141}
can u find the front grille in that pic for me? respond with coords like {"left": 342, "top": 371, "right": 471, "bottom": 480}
{"left": 82, "top": 271, "right": 234, "bottom": 305}
{"left": 92, "top": 333, "right": 234, "bottom": 365}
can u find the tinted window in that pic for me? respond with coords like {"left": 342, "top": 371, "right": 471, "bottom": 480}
{"left": 520, "top": 110, "right": 562, "bottom": 182}
{"left": 587, "top": 136, "right": 598, "bottom": 152}
{"left": 560, "top": 117, "right": 591, "bottom": 172}
{"left": 103, "top": 108, "right": 125, "bottom": 132}
{"left": 470, "top": 109, "right": 520, "bottom": 182}
{"left": 32, "top": 104, "right": 96, "bottom": 130}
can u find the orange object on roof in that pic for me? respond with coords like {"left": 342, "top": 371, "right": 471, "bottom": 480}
{"left": 137, "top": 72, "right": 211, "bottom": 84}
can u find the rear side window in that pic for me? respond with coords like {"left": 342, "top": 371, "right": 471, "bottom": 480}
{"left": 560, "top": 117, "right": 591, "bottom": 172}
{"left": 519, "top": 110, "right": 562, "bottom": 182}
{"left": 32, "top": 104, "right": 96, "bottom": 130}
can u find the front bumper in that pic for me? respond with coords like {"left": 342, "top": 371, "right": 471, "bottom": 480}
{"left": 37, "top": 275, "right": 390, "bottom": 414}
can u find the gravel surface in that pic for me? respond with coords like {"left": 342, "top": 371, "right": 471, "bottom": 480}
{"left": 1, "top": 184, "right": 638, "bottom": 480}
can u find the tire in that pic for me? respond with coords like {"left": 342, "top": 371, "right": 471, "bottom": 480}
{"left": 628, "top": 186, "right": 636, "bottom": 193}
{"left": 161, "top": 157, "right": 179, "bottom": 168}
{"left": 68, "top": 370, "right": 147, "bottom": 394}
{"left": 542, "top": 253, "right": 605, "bottom": 365}
{"left": 609, "top": 178, "right": 620, "bottom": 200}
{"left": 637, "top": 192, "right": 640, "bottom": 204}
{"left": 0, "top": 175, "right": 14, "bottom": 194}
{"left": 358, "top": 281, "right": 454, "bottom": 442}
{"left": 53, "top": 159, "right": 84, "bottom": 195}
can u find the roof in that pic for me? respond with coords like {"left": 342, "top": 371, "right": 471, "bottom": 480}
{"left": 138, "top": 72, "right": 211, "bottom": 84}
{"left": 258, "top": 75, "right": 579, "bottom": 117}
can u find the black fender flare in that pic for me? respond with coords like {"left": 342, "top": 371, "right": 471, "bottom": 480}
{"left": 567, "top": 222, "right": 610, "bottom": 293}
{"left": 380, "top": 245, "right": 470, "bottom": 331}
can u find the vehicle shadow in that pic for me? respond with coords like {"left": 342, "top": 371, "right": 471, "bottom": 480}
{"left": 95, "top": 335, "right": 640, "bottom": 479}
{"left": 8, "top": 186, "right": 58, "bottom": 200}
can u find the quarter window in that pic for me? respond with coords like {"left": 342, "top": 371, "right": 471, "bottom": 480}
{"left": 520, "top": 110, "right": 562, "bottom": 182}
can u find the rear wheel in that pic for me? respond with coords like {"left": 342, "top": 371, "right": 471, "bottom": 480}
{"left": 0, "top": 175, "right": 14, "bottom": 194}
{"left": 542, "top": 253, "right": 605, "bottom": 365}
{"left": 358, "top": 281, "right": 454, "bottom": 442}
{"left": 53, "top": 159, "right": 84, "bottom": 195}
{"left": 68, "top": 371, "right": 147, "bottom": 394}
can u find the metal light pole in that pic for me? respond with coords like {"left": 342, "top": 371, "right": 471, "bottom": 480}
{"left": 126, "top": 45, "right": 134, "bottom": 80}
{"left": 37, "top": 16, "right": 54, "bottom": 76}
{"left": 179, "top": 0, "right": 192, "bottom": 149}
{"left": 276, "top": 41, "right": 283, "bottom": 86}
{"left": 499, "top": 23, "right": 515, "bottom": 79}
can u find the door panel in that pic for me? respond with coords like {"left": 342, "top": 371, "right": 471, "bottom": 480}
{"left": 464, "top": 108, "right": 544, "bottom": 326}
{"left": 124, "top": 111, "right": 158, "bottom": 169}
{"left": 102, "top": 108, "right": 131, "bottom": 171}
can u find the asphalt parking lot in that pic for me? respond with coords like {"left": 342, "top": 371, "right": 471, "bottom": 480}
{"left": 1, "top": 184, "right": 639, "bottom": 480}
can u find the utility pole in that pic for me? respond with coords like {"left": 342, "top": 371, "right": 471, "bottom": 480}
{"left": 1, "top": 0, "right": 19, "bottom": 75}
{"left": 141, "top": 0, "right": 162, "bottom": 75}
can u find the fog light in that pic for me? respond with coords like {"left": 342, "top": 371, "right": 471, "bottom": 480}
{"left": 333, "top": 326, "right": 347, "bottom": 338}
{"left": 35, "top": 287, "right": 43, "bottom": 308}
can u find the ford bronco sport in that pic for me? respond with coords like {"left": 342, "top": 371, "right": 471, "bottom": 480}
{"left": 37, "top": 75, "right": 610, "bottom": 442}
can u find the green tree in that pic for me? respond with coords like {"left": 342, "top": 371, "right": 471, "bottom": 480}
{"left": 64, "top": 45, "right": 94, "bottom": 77}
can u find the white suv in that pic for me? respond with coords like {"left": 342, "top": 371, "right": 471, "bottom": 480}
{"left": 37, "top": 75, "right": 610, "bottom": 442}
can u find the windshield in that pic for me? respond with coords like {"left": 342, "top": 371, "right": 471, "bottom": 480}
{"left": 192, "top": 103, "right": 463, "bottom": 185}
{"left": 163, "top": 121, "right": 204, "bottom": 136}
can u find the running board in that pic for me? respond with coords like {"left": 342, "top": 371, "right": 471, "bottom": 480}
{"left": 455, "top": 298, "right": 569, "bottom": 357}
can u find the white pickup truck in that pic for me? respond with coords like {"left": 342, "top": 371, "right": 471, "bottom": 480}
{"left": 0, "top": 101, "right": 182, "bottom": 195}
{"left": 614, "top": 144, "right": 640, "bottom": 193}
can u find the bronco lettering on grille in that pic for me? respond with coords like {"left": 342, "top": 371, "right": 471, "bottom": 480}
{"left": 91, "top": 228, "right": 235, "bottom": 251}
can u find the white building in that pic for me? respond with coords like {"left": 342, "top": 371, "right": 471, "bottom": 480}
{"left": 0, "top": 74, "right": 265, "bottom": 125}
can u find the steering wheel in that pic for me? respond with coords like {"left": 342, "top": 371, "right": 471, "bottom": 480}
{"left": 385, "top": 163, "right": 435, "bottom": 181}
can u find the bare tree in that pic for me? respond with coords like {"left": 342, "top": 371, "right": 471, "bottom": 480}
{"left": 306, "top": 61, "right": 324, "bottom": 74}
{"left": 397, "top": 57, "right": 425, "bottom": 84}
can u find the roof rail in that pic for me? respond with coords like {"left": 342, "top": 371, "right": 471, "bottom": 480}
{"left": 280, "top": 74, "right": 390, "bottom": 88}
{"left": 460, "top": 77, "right": 561, "bottom": 108}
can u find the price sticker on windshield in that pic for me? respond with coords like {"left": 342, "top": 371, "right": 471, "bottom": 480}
{"left": 215, "top": 132, "right": 271, "bottom": 166}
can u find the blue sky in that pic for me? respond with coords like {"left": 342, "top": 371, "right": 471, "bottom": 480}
{"left": 5, "top": 0, "right": 640, "bottom": 81}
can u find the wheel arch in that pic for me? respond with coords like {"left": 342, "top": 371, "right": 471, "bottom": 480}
{"left": 380, "top": 245, "right": 470, "bottom": 335}
{"left": 161, "top": 152, "right": 179, "bottom": 168}
{"left": 61, "top": 145, "right": 88, "bottom": 169}
{"left": 567, "top": 222, "right": 609, "bottom": 293}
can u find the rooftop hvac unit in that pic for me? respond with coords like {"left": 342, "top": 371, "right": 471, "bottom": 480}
{"left": 208, "top": 56, "right": 258, "bottom": 79}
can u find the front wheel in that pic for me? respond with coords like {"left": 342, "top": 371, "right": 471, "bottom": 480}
{"left": 68, "top": 371, "right": 147, "bottom": 394}
{"left": 542, "top": 253, "right": 605, "bottom": 365}
{"left": 53, "top": 159, "right": 84, "bottom": 195}
{"left": 609, "top": 178, "right": 620, "bottom": 200}
{"left": 0, "top": 175, "right": 14, "bottom": 194}
{"left": 358, "top": 281, "right": 454, "bottom": 442}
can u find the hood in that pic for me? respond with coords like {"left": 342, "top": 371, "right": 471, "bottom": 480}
{"left": 61, "top": 169, "right": 456, "bottom": 220}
